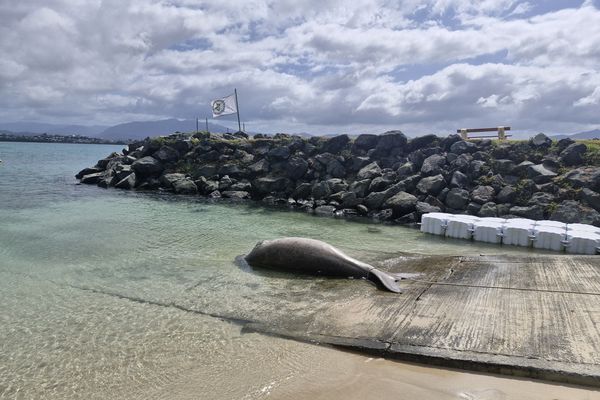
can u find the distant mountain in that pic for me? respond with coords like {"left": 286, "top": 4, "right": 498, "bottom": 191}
{"left": 98, "top": 118, "right": 232, "bottom": 141}
{"left": 551, "top": 129, "right": 600, "bottom": 141}
{"left": 0, "top": 122, "right": 108, "bottom": 136}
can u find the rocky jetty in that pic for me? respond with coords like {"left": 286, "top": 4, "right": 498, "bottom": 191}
{"left": 77, "top": 131, "right": 600, "bottom": 226}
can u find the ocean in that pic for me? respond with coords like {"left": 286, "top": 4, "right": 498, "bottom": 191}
{"left": 0, "top": 142, "right": 594, "bottom": 399}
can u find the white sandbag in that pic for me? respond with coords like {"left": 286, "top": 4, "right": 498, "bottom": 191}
{"left": 535, "top": 220, "right": 567, "bottom": 230}
{"left": 566, "top": 223, "right": 600, "bottom": 234}
{"left": 445, "top": 218, "right": 475, "bottom": 240}
{"left": 503, "top": 220, "right": 535, "bottom": 247}
{"left": 564, "top": 231, "right": 600, "bottom": 255}
{"left": 532, "top": 226, "right": 567, "bottom": 251}
{"left": 472, "top": 221, "right": 504, "bottom": 244}
{"left": 421, "top": 214, "right": 448, "bottom": 235}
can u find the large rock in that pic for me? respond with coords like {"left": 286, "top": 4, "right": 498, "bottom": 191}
{"left": 408, "top": 134, "right": 438, "bottom": 152}
{"left": 496, "top": 186, "right": 517, "bottom": 204}
{"left": 509, "top": 205, "right": 544, "bottom": 220}
{"left": 527, "top": 164, "right": 557, "bottom": 184}
{"left": 172, "top": 178, "right": 197, "bottom": 194}
{"left": 416, "top": 201, "right": 441, "bottom": 215}
{"left": 445, "top": 188, "right": 470, "bottom": 210}
{"left": 326, "top": 159, "right": 346, "bottom": 178}
{"left": 153, "top": 146, "right": 180, "bottom": 163}
{"left": 582, "top": 188, "right": 600, "bottom": 212}
{"left": 114, "top": 172, "right": 137, "bottom": 189}
{"left": 132, "top": 156, "right": 164, "bottom": 177}
{"left": 493, "top": 159, "right": 516, "bottom": 175}
{"left": 560, "top": 143, "right": 587, "bottom": 166}
{"left": 449, "top": 171, "right": 468, "bottom": 189}
{"left": 159, "top": 173, "right": 186, "bottom": 189}
{"left": 357, "top": 162, "right": 382, "bottom": 180}
{"left": 550, "top": 200, "right": 600, "bottom": 226}
{"left": 349, "top": 179, "right": 371, "bottom": 198}
{"left": 248, "top": 158, "right": 270, "bottom": 175}
{"left": 80, "top": 172, "right": 105, "bottom": 184}
{"left": 76, "top": 167, "right": 103, "bottom": 179}
{"left": 563, "top": 167, "right": 600, "bottom": 191}
{"left": 352, "top": 134, "right": 379, "bottom": 152}
{"left": 267, "top": 146, "right": 290, "bottom": 160}
{"left": 311, "top": 181, "right": 332, "bottom": 200}
{"left": 383, "top": 191, "right": 418, "bottom": 217}
{"left": 420, "top": 154, "right": 446, "bottom": 176}
{"left": 478, "top": 202, "right": 498, "bottom": 217}
{"left": 416, "top": 174, "right": 446, "bottom": 195}
{"left": 195, "top": 177, "right": 219, "bottom": 194}
{"left": 450, "top": 140, "right": 477, "bottom": 155}
{"left": 527, "top": 192, "right": 555, "bottom": 207}
{"left": 377, "top": 130, "right": 407, "bottom": 150}
{"left": 222, "top": 190, "right": 250, "bottom": 199}
{"left": 471, "top": 185, "right": 495, "bottom": 204}
{"left": 322, "top": 134, "right": 350, "bottom": 153}
{"left": 253, "top": 177, "right": 291, "bottom": 194}
{"left": 530, "top": 133, "right": 552, "bottom": 148}
{"left": 285, "top": 157, "right": 308, "bottom": 180}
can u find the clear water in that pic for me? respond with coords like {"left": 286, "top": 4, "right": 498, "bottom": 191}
{"left": 0, "top": 142, "right": 589, "bottom": 399}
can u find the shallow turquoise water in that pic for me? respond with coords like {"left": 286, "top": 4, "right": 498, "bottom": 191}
{"left": 0, "top": 142, "right": 551, "bottom": 399}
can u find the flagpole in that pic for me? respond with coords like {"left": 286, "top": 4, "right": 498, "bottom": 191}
{"left": 234, "top": 88, "right": 241, "bottom": 132}
{"left": 205, "top": 117, "right": 208, "bottom": 132}
{"left": 196, "top": 117, "right": 199, "bottom": 133}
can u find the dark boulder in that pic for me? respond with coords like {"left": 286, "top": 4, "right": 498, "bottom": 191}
{"left": 172, "top": 178, "right": 197, "bottom": 194}
{"left": 530, "top": 133, "right": 552, "bottom": 148}
{"left": 416, "top": 201, "right": 441, "bottom": 215}
{"left": 582, "top": 188, "right": 600, "bottom": 212}
{"left": 564, "top": 167, "right": 600, "bottom": 191}
{"left": 286, "top": 157, "right": 308, "bottom": 180}
{"left": 557, "top": 138, "right": 575, "bottom": 152}
{"left": 450, "top": 140, "right": 477, "bottom": 155}
{"left": 248, "top": 158, "right": 270, "bottom": 175}
{"left": 292, "top": 182, "right": 312, "bottom": 199}
{"left": 311, "top": 181, "right": 332, "bottom": 200}
{"left": 550, "top": 200, "right": 600, "bottom": 226}
{"left": 326, "top": 159, "right": 346, "bottom": 178}
{"left": 222, "top": 191, "right": 250, "bottom": 199}
{"left": 195, "top": 177, "right": 219, "bottom": 194}
{"left": 509, "top": 205, "right": 544, "bottom": 220}
{"left": 471, "top": 185, "right": 495, "bottom": 204}
{"left": 493, "top": 159, "right": 516, "bottom": 175}
{"left": 322, "top": 134, "right": 350, "bottom": 153}
{"left": 496, "top": 186, "right": 517, "bottom": 204}
{"left": 132, "top": 156, "right": 164, "bottom": 177}
{"left": 357, "top": 162, "right": 382, "bottom": 180}
{"left": 449, "top": 171, "right": 468, "bottom": 189}
{"left": 478, "top": 202, "right": 498, "bottom": 217}
{"left": 80, "top": 172, "right": 105, "bottom": 184}
{"left": 253, "top": 177, "right": 291, "bottom": 194}
{"left": 352, "top": 134, "right": 379, "bottom": 152}
{"left": 267, "top": 146, "right": 291, "bottom": 160}
{"left": 527, "top": 192, "right": 555, "bottom": 207}
{"left": 408, "top": 134, "right": 438, "bottom": 152}
{"left": 383, "top": 191, "right": 418, "bottom": 217}
{"left": 420, "top": 154, "right": 446, "bottom": 176}
{"left": 527, "top": 164, "right": 557, "bottom": 184}
{"left": 153, "top": 146, "right": 180, "bottom": 163}
{"left": 560, "top": 143, "right": 587, "bottom": 166}
{"left": 349, "top": 179, "right": 371, "bottom": 198}
{"left": 445, "top": 188, "right": 470, "bottom": 210}
{"left": 114, "top": 172, "right": 137, "bottom": 189}
{"left": 159, "top": 173, "right": 186, "bottom": 189}
{"left": 76, "top": 167, "right": 103, "bottom": 179}
{"left": 315, "top": 205, "right": 336, "bottom": 216}
{"left": 416, "top": 174, "right": 446, "bottom": 195}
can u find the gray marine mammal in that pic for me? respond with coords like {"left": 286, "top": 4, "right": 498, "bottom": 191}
{"left": 245, "top": 237, "right": 403, "bottom": 293}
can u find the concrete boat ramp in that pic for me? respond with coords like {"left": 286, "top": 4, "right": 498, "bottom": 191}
{"left": 241, "top": 253, "right": 600, "bottom": 387}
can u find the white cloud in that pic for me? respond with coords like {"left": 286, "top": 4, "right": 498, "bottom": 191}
{"left": 0, "top": 0, "right": 598, "bottom": 135}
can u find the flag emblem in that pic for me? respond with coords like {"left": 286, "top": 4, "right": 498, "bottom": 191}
{"left": 211, "top": 94, "right": 237, "bottom": 118}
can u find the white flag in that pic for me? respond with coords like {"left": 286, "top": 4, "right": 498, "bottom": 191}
{"left": 211, "top": 94, "right": 237, "bottom": 118}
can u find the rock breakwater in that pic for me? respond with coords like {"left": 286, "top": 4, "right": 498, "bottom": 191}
{"left": 77, "top": 131, "right": 600, "bottom": 226}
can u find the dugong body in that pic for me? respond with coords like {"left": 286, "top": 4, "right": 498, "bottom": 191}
{"left": 245, "top": 237, "right": 402, "bottom": 293}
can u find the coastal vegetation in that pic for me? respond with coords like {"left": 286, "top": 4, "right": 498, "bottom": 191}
{"left": 77, "top": 131, "right": 600, "bottom": 226}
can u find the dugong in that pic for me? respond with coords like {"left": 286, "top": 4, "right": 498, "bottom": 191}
{"left": 245, "top": 237, "right": 403, "bottom": 293}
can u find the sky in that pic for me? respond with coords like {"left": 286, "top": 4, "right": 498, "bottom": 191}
{"left": 0, "top": 0, "right": 599, "bottom": 137}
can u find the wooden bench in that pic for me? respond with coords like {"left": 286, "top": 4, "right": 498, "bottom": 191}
{"left": 457, "top": 126, "right": 511, "bottom": 140}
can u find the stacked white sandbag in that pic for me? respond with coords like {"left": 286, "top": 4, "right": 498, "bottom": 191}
{"left": 420, "top": 213, "right": 453, "bottom": 235}
{"left": 502, "top": 219, "right": 536, "bottom": 247}
{"left": 472, "top": 219, "right": 505, "bottom": 244}
{"left": 445, "top": 215, "right": 479, "bottom": 239}
{"left": 565, "top": 224, "right": 600, "bottom": 255}
{"left": 419, "top": 213, "right": 600, "bottom": 254}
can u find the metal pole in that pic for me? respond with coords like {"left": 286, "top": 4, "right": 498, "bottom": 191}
{"left": 243, "top": 122, "right": 245, "bottom": 131}
{"left": 196, "top": 117, "right": 198, "bottom": 133}
{"left": 234, "top": 88, "right": 241, "bottom": 132}
{"left": 205, "top": 118, "right": 209, "bottom": 132}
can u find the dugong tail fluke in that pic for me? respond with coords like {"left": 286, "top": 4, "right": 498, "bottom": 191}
{"left": 245, "top": 237, "right": 403, "bottom": 293}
